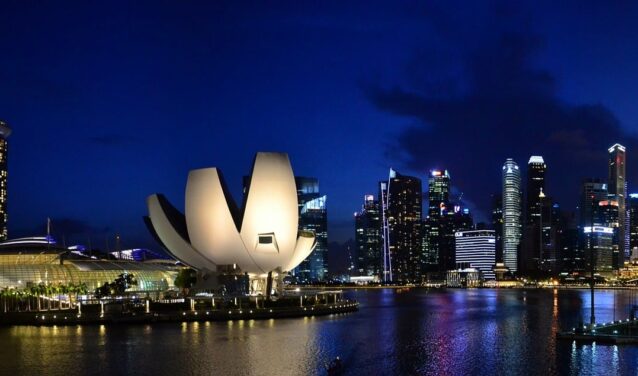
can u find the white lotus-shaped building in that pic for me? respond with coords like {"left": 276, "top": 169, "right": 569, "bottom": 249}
{"left": 145, "top": 152, "right": 316, "bottom": 277}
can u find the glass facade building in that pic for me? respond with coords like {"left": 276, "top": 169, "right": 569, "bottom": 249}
{"left": 608, "top": 143, "right": 628, "bottom": 259}
{"left": 454, "top": 230, "right": 496, "bottom": 280}
{"left": 380, "top": 169, "right": 422, "bottom": 283}
{"left": 354, "top": 195, "right": 382, "bottom": 278}
{"left": 295, "top": 177, "right": 328, "bottom": 282}
{"left": 0, "top": 121, "right": 10, "bottom": 241}
{"left": 502, "top": 159, "right": 522, "bottom": 273}
{"left": 0, "top": 238, "right": 177, "bottom": 292}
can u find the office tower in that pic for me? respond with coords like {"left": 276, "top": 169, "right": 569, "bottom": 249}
{"left": 455, "top": 230, "right": 496, "bottom": 279}
{"left": 380, "top": 169, "right": 423, "bottom": 283}
{"left": 583, "top": 226, "right": 614, "bottom": 274}
{"left": 502, "top": 159, "right": 522, "bottom": 273}
{"left": 439, "top": 206, "right": 473, "bottom": 271}
{"left": 0, "top": 121, "right": 9, "bottom": 240}
{"left": 295, "top": 177, "right": 328, "bottom": 282}
{"left": 354, "top": 195, "right": 382, "bottom": 278}
{"left": 598, "top": 199, "right": 621, "bottom": 269}
{"left": 580, "top": 179, "right": 608, "bottom": 227}
{"left": 425, "top": 170, "right": 451, "bottom": 271}
{"left": 526, "top": 156, "right": 546, "bottom": 225}
{"left": 491, "top": 194, "right": 503, "bottom": 263}
{"left": 629, "top": 194, "right": 638, "bottom": 255}
{"left": 608, "top": 144, "right": 628, "bottom": 260}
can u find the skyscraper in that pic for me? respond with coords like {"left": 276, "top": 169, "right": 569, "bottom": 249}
{"left": 425, "top": 170, "right": 451, "bottom": 271}
{"left": 629, "top": 194, "right": 638, "bottom": 256}
{"left": 0, "top": 121, "right": 10, "bottom": 241}
{"left": 455, "top": 230, "right": 496, "bottom": 279}
{"left": 380, "top": 169, "right": 422, "bottom": 283}
{"left": 580, "top": 179, "right": 608, "bottom": 227}
{"left": 608, "top": 143, "right": 628, "bottom": 260}
{"left": 502, "top": 159, "right": 522, "bottom": 273}
{"left": 354, "top": 195, "right": 382, "bottom": 278}
{"left": 295, "top": 177, "right": 328, "bottom": 282}
{"left": 526, "top": 156, "right": 546, "bottom": 225}
{"left": 491, "top": 193, "right": 503, "bottom": 263}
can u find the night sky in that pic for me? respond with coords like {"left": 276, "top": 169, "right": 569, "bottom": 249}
{"left": 1, "top": 1, "right": 638, "bottom": 251}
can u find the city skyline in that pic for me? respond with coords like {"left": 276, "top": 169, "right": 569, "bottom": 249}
{"left": 2, "top": 2, "right": 638, "bottom": 250}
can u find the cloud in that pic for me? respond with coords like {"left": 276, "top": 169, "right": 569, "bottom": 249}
{"left": 363, "top": 10, "right": 638, "bottom": 217}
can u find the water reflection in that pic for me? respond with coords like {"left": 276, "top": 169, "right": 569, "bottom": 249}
{"left": 1, "top": 289, "right": 638, "bottom": 375}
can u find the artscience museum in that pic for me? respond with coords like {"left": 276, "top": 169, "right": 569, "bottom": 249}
{"left": 145, "top": 152, "right": 317, "bottom": 295}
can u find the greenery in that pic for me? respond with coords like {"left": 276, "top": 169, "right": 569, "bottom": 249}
{"left": 94, "top": 273, "right": 138, "bottom": 299}
{"left": 0, "top": 282, "right": 89, "bottom": 312}
{"left": 174, "top": 268, "right": 197, "bottom": 296}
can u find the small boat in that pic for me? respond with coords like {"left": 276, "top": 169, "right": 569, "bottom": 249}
{"left": 326, "top": 356, "right": 343, "bottom": 375}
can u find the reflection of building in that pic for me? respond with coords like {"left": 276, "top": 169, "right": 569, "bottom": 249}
{"left": 608, "top": 144, "right": 628, "bottom": 260}
{"left": 502, "top": 159, "right": 522, "bottom": 273}
{"left": 455, "top": 230, "right": 496, "bottom": 279}
{"left": 583, "top": 226, "right": 614, "bottom": 274}
{"left": 0, "top": 121, "right": 10, "bottom": 241}
{"left": 354, "top": 195, "right": 382, "bottom": 278}
{"left": 381, "top": 169, "right": 422, "bottom": 283}
{"left": 0, "top": 237, "right": 177, "bottom": 292}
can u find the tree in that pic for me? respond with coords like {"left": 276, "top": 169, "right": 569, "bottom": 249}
{"left": 174, "top": 268, "right": 197, "bottom": 296}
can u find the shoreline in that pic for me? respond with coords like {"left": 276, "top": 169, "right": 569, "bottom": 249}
{"left": 0, "top": 300, "right": 359, "bottom": 326}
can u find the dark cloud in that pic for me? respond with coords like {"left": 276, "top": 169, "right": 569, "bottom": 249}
{"left": 364, "top": 19, "right": 638, "bottom": 218}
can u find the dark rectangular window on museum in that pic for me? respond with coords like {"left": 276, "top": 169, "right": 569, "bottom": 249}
{"left": 259, "top": 236, "right": 273, "bottom": 244}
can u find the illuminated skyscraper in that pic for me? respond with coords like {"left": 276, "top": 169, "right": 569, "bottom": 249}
{"left": 580, "top": 178, "right": 608, "bottom": 227}
{"left": 502, "top": 159, "right": 522, "bottom": 272}
{"left": 425, "top": 170, "right": 450, "bottom": 271}
{"left": 0, "top": 121, "right": 10, "bottom": 240}
{"left": 608, "top": 143, "right": 628, "bottom": 260}
{"left": 629, "top": 194, "right": 638, "bottom": 255}
{"left": 526, "top": 156, "right": 546, "bottom": 225}
{"left": 455, "top": 230, "right": 496, "bottom": 279}
{"left": 354, "top": 195, "right": 382, "bottom": 278}
{"left": 380, "top": 169, "right": 422, "bottom": 283}
{"left": 295, "top": 177, "right": 328, "bottom": 281}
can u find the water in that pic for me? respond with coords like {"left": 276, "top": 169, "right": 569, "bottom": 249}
{"left": 2, "top": 288, "right": 638, "bottom": 375}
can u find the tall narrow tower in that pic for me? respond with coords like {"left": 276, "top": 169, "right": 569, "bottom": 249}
{"left": 608, "top": 144, "right": 627, "bottom": 260}
{"left": 0, "top": 121, "right": 10, "bottom": 241}
{"left": 502, "top": 158, "right": 522, "bottom": 273}
{"left": 526, "top": 156, "right": 546, "bottom": 225}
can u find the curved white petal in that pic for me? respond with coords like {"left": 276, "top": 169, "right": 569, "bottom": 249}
{"left": 284, "top": 232, "right": 317, "bottom": 272}
{"left": 185, "top": 167, "right": 262, "bottom": 272}
{"left": 146, "top": 194, "right": 217, "bottom": 271}
{"left": 240, "top": 152, "right": 299, "bottom": 272}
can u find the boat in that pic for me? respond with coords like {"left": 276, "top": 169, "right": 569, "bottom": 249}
{"left": 325, "top": 356, "right": 342, "bottom": 375}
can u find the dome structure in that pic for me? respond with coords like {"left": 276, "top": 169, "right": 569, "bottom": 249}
{"left": 144, "top": 152, "right": 316, "bottom": 276}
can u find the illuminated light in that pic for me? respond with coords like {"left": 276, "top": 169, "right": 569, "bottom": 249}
{"left": 528, "top": 156, "right": 545, "bottom": 164}
{"left": 269, "top": 309, "right": 272, "bottom": 313}
{"left": 583, "top": 226, "right": 614, "bottom": 234}
{"left": 182, "top": 312, "right": 186, "bottom": 316}
{"left": 206, "top": 312, "right": 209, "bottom": 315}
{"left": 228, "top": 311, "right": 232, "bottom": 314}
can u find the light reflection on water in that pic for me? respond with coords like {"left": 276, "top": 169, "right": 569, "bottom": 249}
{"left": 1, "top": 289, "right": 638, "bottom": 375}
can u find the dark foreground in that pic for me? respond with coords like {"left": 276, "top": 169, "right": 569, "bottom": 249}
{"left": 2, "top": 288, "right": 638, "bottom": 375}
